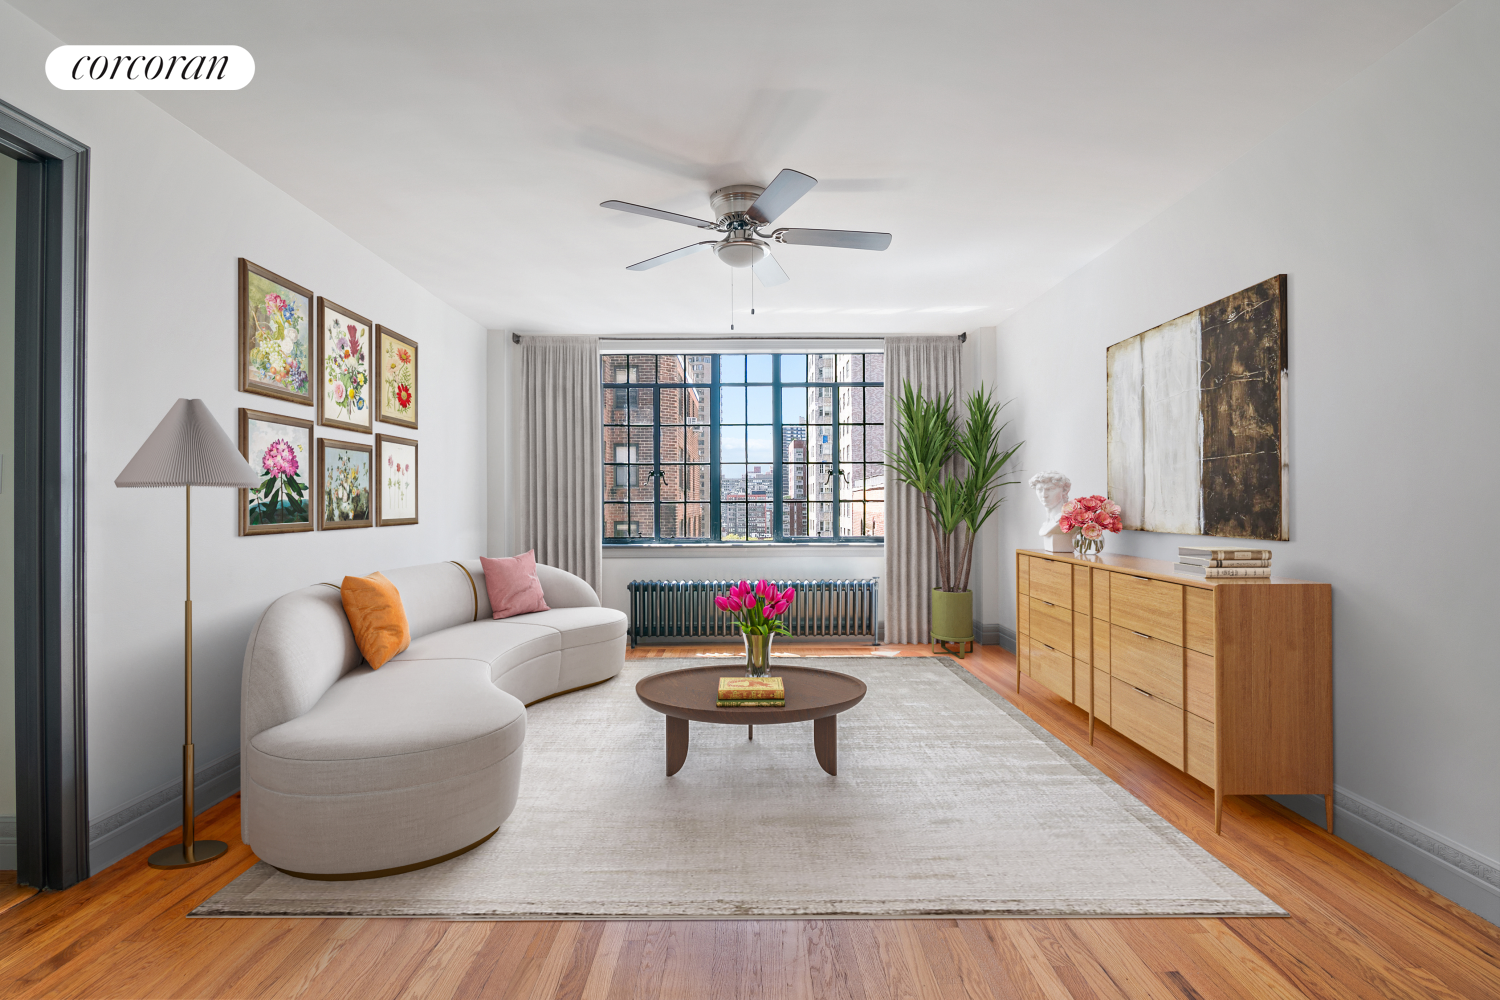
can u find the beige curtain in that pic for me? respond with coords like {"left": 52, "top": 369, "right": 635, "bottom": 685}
{"left": 883, "top": 336, "right": 963, "bottom": 645}
{"left": 522, "top": 336, "right": 602, "bottom": 595}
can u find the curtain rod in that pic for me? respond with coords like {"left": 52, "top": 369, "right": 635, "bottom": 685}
{"left": 510, "top": 332, "right": 967, "bottom": 344}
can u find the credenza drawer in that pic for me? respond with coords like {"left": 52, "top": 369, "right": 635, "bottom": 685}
{"left": 1112, "top": 677, "right": 1184, "bottom": 769}
{"left": 1018, "top": 633, "right": 1031, "bottom": 677}
{"left": 1187, "top": 713, "right": 1215, "bottom": 787}
{"left": 1030, "top": 557, "right": 1073, "bottom": 608}
{"left": 1073, "top": 613, "right": 1091, "bottom": 666}
{"left": 1017, "top": 596, "right": 1029, "bottom": 635}
{"left": 1030, "top": 639, "right": 1073, "bottom": 701}
{"left": 1018, "top": 555, "right": 1030, "bottom": 596}
{"left": 1073, "top": 566, "right": 1092, "bottom": 617}
{"left": 1092, "top": 568, "right": 1111, "bottom": 621}
{"left": 1185, "top": 649, "right": 1215, "bottom": 723}
{"left": 1029, "top": 597, "right": 1072, "bottom": 655}
{"left": 1110, "top": 574, "right": 1183, "bottom": 644}
{"left": 1073, "top": 654, "right": 1089, "bottom": 709}
{"left": 1095, "top": 618, "right": 1111, "bottom": 672}
{"left": 1185, "top": 586, "right": 1214, "bottom": 655}
{"left": 1093, "top": 668, "right": 1111, "bottom": 724}
{"left": 1110, "top": 625, "right": 1183, "bottom": 708}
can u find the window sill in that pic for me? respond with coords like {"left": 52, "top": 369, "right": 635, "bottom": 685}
{"left": 604, "top": 542, "right": 884, "bottom": 556}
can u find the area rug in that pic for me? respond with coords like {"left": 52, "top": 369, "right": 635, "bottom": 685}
{"left": 193, "top": 657, "right": 1283, "bottom": 919}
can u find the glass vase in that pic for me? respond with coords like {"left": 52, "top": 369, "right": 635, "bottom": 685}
{"left": 1072, "top": 532, "right": 1105, "bottom": 558}
{"left": 744, "top": 632, "right": 774, "bottom": 676}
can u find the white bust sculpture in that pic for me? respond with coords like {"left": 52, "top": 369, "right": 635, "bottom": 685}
{"left": 1028, "top": 471, "right": 1072, "bottom": 550}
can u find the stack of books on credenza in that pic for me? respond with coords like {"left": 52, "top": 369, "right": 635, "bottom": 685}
{"left": 718, "top": 676, "right": 785, "bottom": 707}
{"left": 1174, "top": 546, "right": 1272, "bottom": 578}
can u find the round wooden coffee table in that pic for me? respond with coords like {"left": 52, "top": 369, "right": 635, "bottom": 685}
{"left": 635, "top": 664, "right": 867, "bottom": 776}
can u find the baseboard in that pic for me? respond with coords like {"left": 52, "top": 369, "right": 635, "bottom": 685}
{"left": 991, "top": 624, "right": 1017, "bottom": 653}
{"left": 0, "top": 815, "right": 14, "bottom": 870}
{"left": 1272, "top": 787, "right": 1499, "bottom": 926}
{"left": 88, "top": 752, "right": 241, "bottom": 874}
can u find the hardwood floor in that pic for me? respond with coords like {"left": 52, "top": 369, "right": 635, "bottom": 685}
{"left": 1, "top": 643, "right": 1496, "bottom": 998}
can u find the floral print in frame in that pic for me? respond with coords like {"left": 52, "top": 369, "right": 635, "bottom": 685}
{"left": 238, "top": 408, "right": 315, "bottom": 535}
{"left": 317, "top": 438, "right": 373, "bottom": 530}
{"left": 376, "top": 434, "right": 418, "bottom": 525}
{"left": 316, "top": 298, "right": 373, "bottom": 433}
{"left": 238, "top": 259, "right": 313, "bottom": 406}
{"left": 375, "top": 325, "right": 418, "bottom": 429}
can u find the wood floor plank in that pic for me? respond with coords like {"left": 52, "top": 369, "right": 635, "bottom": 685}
{"left": 0, "top": 643, "right": 1496, "bottom": 999}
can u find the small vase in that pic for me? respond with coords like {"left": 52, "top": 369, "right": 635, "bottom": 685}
{"left": 744, "top": 632, "right": 774, "bottom": 676}
{"left": 1072, "top": 532, "right": 1105, "bottom": 558}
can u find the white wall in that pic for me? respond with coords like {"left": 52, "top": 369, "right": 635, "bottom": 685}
{"left": 992, "top": 0, "right": 1500, "bottom": 920}
{"left": 0, "top": 2, "right": 489, "bottom": 871}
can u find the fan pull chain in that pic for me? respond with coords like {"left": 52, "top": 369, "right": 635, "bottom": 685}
{"left": 729, "top": 268, "right": 735, "bottom": 331}
{"left": 751, "top": 273, "right": 755, "bottom": 315}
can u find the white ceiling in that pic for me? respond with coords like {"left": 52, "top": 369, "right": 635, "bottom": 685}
{"left": 15, "top": 0, "right": 1455, "bottom": 334}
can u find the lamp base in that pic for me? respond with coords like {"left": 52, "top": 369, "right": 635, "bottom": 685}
{"left": 148, "top": 840, "right": 228, "bottom": 870}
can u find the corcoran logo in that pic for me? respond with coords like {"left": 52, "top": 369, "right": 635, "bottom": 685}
{"left": 46, "top": 45, "right": 254, "bottom": 90}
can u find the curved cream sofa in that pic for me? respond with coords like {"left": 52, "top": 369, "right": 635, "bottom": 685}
{"left": 240, "top": 559, "right": 626, "bottom": 879}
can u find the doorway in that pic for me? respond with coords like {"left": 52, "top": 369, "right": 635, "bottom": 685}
{"left": 1, "top": 98, "right": 89, "bottom": 891}
{"left": 0, "top": 148, "right": 14, "bottom": 878}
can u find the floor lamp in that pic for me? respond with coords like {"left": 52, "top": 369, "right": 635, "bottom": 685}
{"left": 115, "top": 398, "right": 260, "bottom": 869}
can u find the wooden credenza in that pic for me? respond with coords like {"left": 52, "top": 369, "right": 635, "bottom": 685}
{"left": 1016, "top": 549, "right": 1332, "bottom": 833}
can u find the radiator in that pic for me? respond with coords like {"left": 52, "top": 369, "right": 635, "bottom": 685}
{"left": 627, "top": 579, "right": 879, "bottom": 647}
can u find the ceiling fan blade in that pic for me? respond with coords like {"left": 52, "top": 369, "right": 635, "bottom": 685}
{"left": 745, "top": 168, "right": 818, "bottom": 224}
{"left": 626, "top": 241, "right": 718, "bottom": 271}
{"left": 752, "top": 249, "right": 790, "bottom": 287}
{"left": 601, "top": 200, "right": 717, "bottom": 229}
{"left": 775, "top": 228, "right": 892, "bottom": 251}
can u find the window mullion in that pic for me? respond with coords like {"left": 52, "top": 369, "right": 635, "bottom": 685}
{"left": 710, "top": 355, "right": 720, "bottom": 542}
{"left": 772, "top": 354, "right": 782, "bottom": 543}
{"left": 831, "top": 371, "right": 841, "bottom": 537}
{"left": 653, "top": 371, "right": 662, "bottom": 541}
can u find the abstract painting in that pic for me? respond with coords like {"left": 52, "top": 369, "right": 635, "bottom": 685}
{"left": 317, "top": 438, "right": 373, "bottom": 530}
{"left": 238, "top": 259, "right": 313, "bottom": 406}
{"left": 376, "top": 434, "right": 418, "bottom": 525}
{"left": 317, "top": 298, "right": 373, "bottom": 433}
{"left": 375, "top": 325, "right": 418, "bottom": 429}
{"left": 238, "top": 408, "right": 314, "bottom": 535}
{"left": 1106, "top": 275, "right": 1288, "bottom": 541}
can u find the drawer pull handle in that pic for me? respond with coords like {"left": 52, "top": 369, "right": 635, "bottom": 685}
{"left": 1132, "top": 631, "right": 1149, "bottom": 639}
{"left": 1134, "top": 686, "right": 1152, "bottom": 698}
{"left": 1132, "top": 575, "right": 1150, "bottom": 582}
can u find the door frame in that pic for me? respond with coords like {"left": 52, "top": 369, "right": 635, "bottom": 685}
{"left": 1, "top": 98, "right": 90, "bottom": 890}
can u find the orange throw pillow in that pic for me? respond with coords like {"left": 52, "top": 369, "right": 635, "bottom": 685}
{"left": 340, "top": 571, "right": 410, "bottom": 669}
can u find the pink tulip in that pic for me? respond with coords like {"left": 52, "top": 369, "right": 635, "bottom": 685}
{"left": 726, "top": 596, "right": 743, "bottom": 612}
{"left": 780, "top": 586, "right": 796, "bottom": 603}
{"left": 770, "top": 600, "right": 788, "bottom": 616}
{"left": 714, "top": 595, "right": 730, "bottom": 611}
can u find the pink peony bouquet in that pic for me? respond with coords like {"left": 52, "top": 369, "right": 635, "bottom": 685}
{"left": 715, "top": 580, "right": 797, "bottom": 636}
{"left": 1059, "top": 495, "right": 1123, "bottom": 540}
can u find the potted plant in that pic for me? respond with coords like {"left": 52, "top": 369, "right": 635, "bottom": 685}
{"left": 888, "top": 381, "right": 1022, "bottom": 655}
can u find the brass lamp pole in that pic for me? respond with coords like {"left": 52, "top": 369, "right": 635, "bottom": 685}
{"left": 115, "top": 399, "right": 260, "bottom": 869}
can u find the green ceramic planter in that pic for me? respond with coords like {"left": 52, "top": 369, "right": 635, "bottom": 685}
{"left": 930, "top": 589, "right": 974, "bottom": 642}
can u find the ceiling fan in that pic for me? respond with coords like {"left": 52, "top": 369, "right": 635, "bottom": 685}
{"left": 600, "top": 168, "right": 891, "bottom": 286}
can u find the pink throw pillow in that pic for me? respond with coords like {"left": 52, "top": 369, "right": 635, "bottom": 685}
{"left": 481, "top": 551, "right": 551, "bottom": 619}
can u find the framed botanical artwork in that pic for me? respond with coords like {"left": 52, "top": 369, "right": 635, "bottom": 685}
{"left": 238, "top": 259, "right": 313, "bottom": 406}
{"left": 238, "top": 408, "right": 314, "bottom": 535}
{"left": 316, "top": 297, "right": 373, "bottom": 433}
{"left": 375, "top": 325, "right": 418, "bottom": 429}
{"left": 317, "top": 438, "right": 373, "bottom": 530}
{"left": 375, "top": 434, "right": 418, "bottom": 526}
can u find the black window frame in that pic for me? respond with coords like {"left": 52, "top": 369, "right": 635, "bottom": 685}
{"left": 601, "top": 351, "right": 884, "bottom": 545}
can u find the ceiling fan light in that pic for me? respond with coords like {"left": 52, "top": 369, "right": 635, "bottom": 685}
{"left": 714, "top": 241, "right": 766, "bottom": 269}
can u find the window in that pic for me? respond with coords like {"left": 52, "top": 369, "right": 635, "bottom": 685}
{"left": 602, "top": 352, "right": 884, "bottom": 543}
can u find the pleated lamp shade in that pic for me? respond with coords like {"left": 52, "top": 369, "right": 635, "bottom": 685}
{"left": 115, "top": 398, "right": 260, "bottom": 488}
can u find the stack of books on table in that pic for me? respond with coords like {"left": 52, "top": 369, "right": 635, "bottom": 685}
{"left": 718, "top": 677, "right": 785, "bottom": 707}
{"left": 1175, "top": 547, "right": 1273, "bottom": 578}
